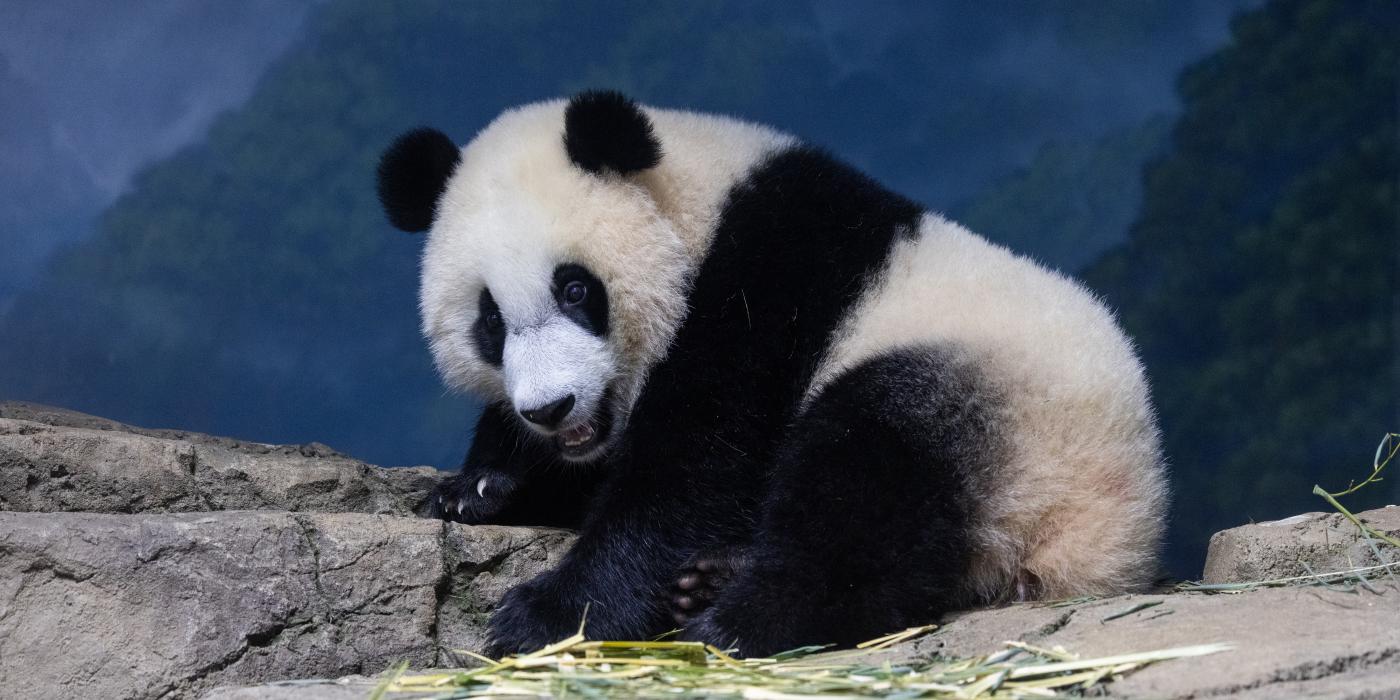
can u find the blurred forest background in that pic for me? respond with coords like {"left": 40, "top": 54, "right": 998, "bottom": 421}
{"left": 0, "top": 0, "right": 1395, "bottom": 576}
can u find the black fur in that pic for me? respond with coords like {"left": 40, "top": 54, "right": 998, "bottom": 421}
{"left": 377, "top": 128, "right": 460, "bottom": 233}
{"left": 563, "top": 91, "right": 662, "bottom": 175}
{"left": 429, "top": 402, "right": 600, "bottom": 527}
{"left": 681, "top": 348, "right": 1002, "bottom": 656}
{"left": 481, "top": 145, "right": 935, "bottom": 655}
{"left": 553, "top": 263, "right": 609, "bottom": 336}
{"left": 472, "top": 288, "right": 506, "bottom": 367}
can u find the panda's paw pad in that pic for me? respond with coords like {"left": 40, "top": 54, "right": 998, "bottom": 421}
{"left": 670, "top": 548, "right": 750, "bottom": 626}
{"left": 427, "top": 469, "right": 517, "bottom": 524}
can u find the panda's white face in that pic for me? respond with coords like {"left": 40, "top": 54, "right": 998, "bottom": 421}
{"left": 414, "top": 101, "right": 691, "bottom": 463}
{"left": 471, "top": 257, "right": 618, "bottom": 461}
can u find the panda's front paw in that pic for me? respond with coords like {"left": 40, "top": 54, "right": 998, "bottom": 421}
{"left": 428, "top": 468, "right": 518, "bottom": 524}
{"left": 485, "top": 579, "right": 577, "bottom": 657}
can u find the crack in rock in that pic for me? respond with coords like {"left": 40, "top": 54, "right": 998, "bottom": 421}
{"left": 1206, "top": 646, "right": 1400, "bottom": 696}
{"left": 290, "top": 514, "right": 327, "bottom": 597}
{"left": 1033, "top": 609, "right": 1075, "bottom": 638}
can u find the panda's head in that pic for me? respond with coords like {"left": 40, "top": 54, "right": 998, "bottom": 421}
{"left": 377, "top": 91, "right": 688, "bottom": 463}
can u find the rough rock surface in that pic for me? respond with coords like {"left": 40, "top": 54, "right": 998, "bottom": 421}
{"left": 1204, "top": 506, "right": 1400, "bottom": 584}
{"left": 0, "top": 402, "right": 438, "bottom": 515}
{"left": 0, "top": 510, "right": 573, "bottom": 699}
{"left": 5, "top": 403, "right": 1398, "bottom": 699}
{"left": 921, "top": 584, "right": 1400, "bottom": 699}
{"left": 204, "top": 678, "right": 386, "bottom": 699}
{"left": 206, "top": 582, "right": 1400, "bottom": 700}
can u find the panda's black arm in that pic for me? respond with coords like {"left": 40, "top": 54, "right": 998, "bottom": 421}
{"left": 484, "top": 436, "right": 761, "bottom": 655}
{"left": 428, "top": 402, "right": 599, "bottom": 527}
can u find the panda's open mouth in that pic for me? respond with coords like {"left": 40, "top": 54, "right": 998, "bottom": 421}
{"left": 558, "top": 423, "right": 595, "bottom": 449}
{"left": 554, "top": 387, "right": 614, "bottom": 460}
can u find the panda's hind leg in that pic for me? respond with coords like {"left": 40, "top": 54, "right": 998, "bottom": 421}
{"left": 681, "top": 346, "right": 1007, "bottom": 656}
{"left": 669, "top": 548, "right": 752, "bottom": 626}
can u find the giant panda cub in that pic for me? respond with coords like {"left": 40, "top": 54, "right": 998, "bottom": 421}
{"left": 377, "top": 91, "right": 1168, "bottom": 657}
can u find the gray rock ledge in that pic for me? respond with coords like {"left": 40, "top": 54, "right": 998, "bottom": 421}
{"left": 1204, "top": 506, "right": 1400, "bottom": 584}
{"left": 0, "top": 401, "right": 438, "bottom": 515}
{"left": 0, "top": 510, "right": 574, "bottom": 699}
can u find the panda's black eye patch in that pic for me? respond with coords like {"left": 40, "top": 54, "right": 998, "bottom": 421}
{"left": 472, "top": 288, "right": 505, "bottom": 366}
{"left": 553, "top": 264, "right": 608, "bottom": 336}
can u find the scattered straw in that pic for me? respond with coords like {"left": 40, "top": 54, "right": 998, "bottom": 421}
{"left": 1313, "top": 486, "right": 1400, "bottom": 549}
{"left": 384, "top": 627, "right": 1229, "bottom": 698}
{"left": 1176, "top": 561, "right": 1400, "bottom": 593}
{"left": 370, "top": 660, "right": 408, "bottom": 700}
{"left": 1036, "top": 595, "right": 1099, "bottom": 609}
{"left": 1313, "top": 431, "right": 1400, "bottom": 549}
{"left": 1099, "top": 600, "right": 1163, "bottom": 623}
{"left": 855, "top": 623, "right": 939, "bottom": 650}
{"left": 1325, "top": 432, "right": 1399, "bottom": 498}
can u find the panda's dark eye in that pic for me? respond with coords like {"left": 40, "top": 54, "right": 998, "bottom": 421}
{"left": 552, "top": 263, "right": 607, "bottom": 336}
{"left": 484, "top": 311, "right": 504, "bottom": 331}
{"left": 562, "top": 281, "right": 587, "bottom": 306}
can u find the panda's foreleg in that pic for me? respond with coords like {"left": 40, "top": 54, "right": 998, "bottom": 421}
{"left": 428, "top": 401, "right": 598, "bottom": 527}
{"left": 681, "top": 346, "right": 1004, "bottom": 657}
{"left": 482, "top": 460, "right": 753, "bottom": 656}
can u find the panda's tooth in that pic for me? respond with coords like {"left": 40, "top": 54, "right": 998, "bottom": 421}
{"left": 558, "top": 422, "right": 596, "bottom": 449}
{"left": 477, "top": 477, "right": 489, "bottom": 498}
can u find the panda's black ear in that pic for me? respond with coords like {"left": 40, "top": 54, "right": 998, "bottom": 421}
{"left": 377, "top": 128, "right": 461, "bottom": 233}
{"left": 564, "top": 90, "right": 662, "bottom": 176}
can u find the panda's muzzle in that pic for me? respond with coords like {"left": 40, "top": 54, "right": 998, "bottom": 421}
{"left": 519, "top": 393, "right": 603, "bottom": 456}
{"left": 551, "top": 386, "right": 615, "bottom": 461}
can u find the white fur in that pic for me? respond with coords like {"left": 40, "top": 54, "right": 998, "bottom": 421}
{"left": 503, "top": 314, "right": 611, "bottom": 424}
{"left": 813, "top": 214, "right": 1167, "bottom": 600}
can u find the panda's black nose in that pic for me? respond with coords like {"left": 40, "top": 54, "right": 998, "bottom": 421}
{"left": 519, "top": 394, "right": 576, "bottom": 429}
